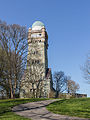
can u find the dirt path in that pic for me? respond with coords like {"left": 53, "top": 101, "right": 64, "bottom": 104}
{"left": 12, "top": 99, "right": 89, "bottom": 120}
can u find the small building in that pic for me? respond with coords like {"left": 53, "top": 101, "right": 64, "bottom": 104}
{"left": 72, "top": 93, "right": 87, "bottom": 98}
{"left": 58, "top": 93, "right": 87, "bottom": 99}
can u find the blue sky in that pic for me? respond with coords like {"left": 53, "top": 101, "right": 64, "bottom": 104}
{"left": 0, "top": 0, "right": 90, "bottom": 97}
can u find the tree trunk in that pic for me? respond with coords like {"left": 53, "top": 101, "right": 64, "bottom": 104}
{"left": 55, "top": 91, "right": 59, "bottom": 98}
{"left": 10, "top": 89, "right": 13, "bottom": 99}
{"left": 13, "top": 77, "right": 17, "bottom": 98}
{"left": 9, "top": 78, "right": 13, "bottom": 99}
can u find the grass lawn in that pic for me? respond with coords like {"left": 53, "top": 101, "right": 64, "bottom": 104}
{"left": 0, "top": 98, "right": 49, "bottom": 120}
{"left": 47, "top": 98, "right": 90, "bottom": 118}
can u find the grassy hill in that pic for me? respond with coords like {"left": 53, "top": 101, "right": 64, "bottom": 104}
{"left": 47, "top": 98, "right": 90, "bottom": 118}
{"left": 0, "top": 98, "right": 48, "bottom": 120}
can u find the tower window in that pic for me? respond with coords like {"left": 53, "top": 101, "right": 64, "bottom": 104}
{"left": 33, "top": 51, "right": 35, "bottom": 54}
{"left": 37, "top": 60, "right": 39, "bottom": 64}
{"left": 31, "top": 60, "right": 40, "bottom": 64}
{"left": 39, "top": 34, "right": 41, "bottom": 36}
{"left": 33, "top": 51, "right": 38, "bottom": 54}
{"left": 36, "top": 51, "right": 38, "bottom": 54}
{"left": 32, "top": 60, "right": 34, "bottom": 64}
{"left": 30, "top": 89, "right": 32, "bottom": 92}
{"left": 35, "top": 60, "right": 40, "bottom": 64}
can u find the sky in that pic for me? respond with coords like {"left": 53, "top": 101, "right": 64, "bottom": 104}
{"left": 0, "top": 0, "right": 90, "bottom": 97}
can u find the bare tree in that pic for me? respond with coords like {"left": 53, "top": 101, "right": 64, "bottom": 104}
{"left": 81, "top": 53, "right": 90, "bottom": 84}
{"left": 53, "top": 71, "right": 67, "bottom": 98}
{"left": 0, "top": 20, "right": 27, "bottom": 98}
{"left": 66, "top": 77, "right": 80, "bottom": 94}
{"left": 0, "top": 48, "right": 10, "bottom": 98}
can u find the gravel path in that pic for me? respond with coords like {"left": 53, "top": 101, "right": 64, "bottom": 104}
{"left": 12, "top": 99, "right": 89, "bottom": 120}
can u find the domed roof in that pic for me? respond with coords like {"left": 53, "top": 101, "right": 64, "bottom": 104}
{"left": 32, "top": 21, "right": 45, "bottom": 30}
{"left": 32, "top": 21, "right": 44, "bottom": 28}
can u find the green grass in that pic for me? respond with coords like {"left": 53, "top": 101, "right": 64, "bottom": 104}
{"left": 47, "top": 98, "right": 90, "bottom": 118}
{"left": 0, "top": 98, "right": 49, "bottom": 120}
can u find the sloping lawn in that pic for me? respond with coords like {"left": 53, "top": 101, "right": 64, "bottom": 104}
{"left": 47, "top": 98, "right": 90, "bottom": 118}
{"left": 0, "top": 98, "right": 48, "bottom": 120}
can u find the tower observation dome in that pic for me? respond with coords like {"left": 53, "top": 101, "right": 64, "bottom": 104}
{"left": 32, "top": 21, "right": 45, "bottom": 30}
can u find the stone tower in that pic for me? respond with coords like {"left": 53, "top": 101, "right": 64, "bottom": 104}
{"left": 20, "top": 21, "right": 52, "bottom": 98}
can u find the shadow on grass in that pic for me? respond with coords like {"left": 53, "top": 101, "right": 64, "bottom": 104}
{"left": 0, "top": 98, "right": 49, "bottom": 118}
